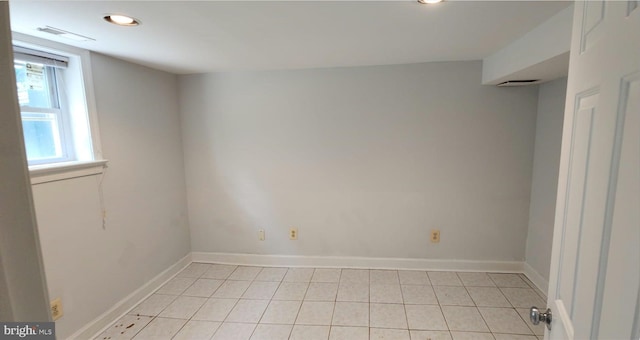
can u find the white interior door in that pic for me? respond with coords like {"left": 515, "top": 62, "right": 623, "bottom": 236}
{"left": 544, "top": 1, "right": 640, "bottom": 339}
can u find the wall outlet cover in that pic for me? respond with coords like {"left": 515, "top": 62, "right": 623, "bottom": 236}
{"left": 431, "top": 229, "right": 440, "bottom": 243}
{"left": 51, "top": 298, "right": 63, "bottom": 320}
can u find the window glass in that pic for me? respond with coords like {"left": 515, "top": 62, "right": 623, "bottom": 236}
{"left": 14, "top": 60, "right": 58, "bottom": 109}
{"left": 14, "top": 59, "right": 68, "bottom": 165}
{"left": 21, "top": 112, "right": 63, "bottom": 161}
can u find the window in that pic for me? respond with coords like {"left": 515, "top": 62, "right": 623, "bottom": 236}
{"left": 14, "top": 47, "right": 72, "bottom": 165}
{"left": 12, "top": 37, "right": 105, "bottom": 184}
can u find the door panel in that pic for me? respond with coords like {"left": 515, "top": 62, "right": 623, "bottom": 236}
{"left": 557, "top": 91, "right": 598, "bottom": 319}
{"left": 546, "top": 1, "right": 639, "bottom": 339}
{"left": 553, "top": 299, "right": 573, "bottom": 339}
{"left": 580, "top": 0, "right": 605, "bottom": 52}
{"left": 595, "top": 73, "right": 640, "bottom": 339}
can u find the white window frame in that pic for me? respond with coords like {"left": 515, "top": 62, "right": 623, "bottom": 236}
{"left": 15, "top": 60, "right": 74, "bottom": 165}
{"left": 12, "top": 32, "right": 107, "bottom": 184}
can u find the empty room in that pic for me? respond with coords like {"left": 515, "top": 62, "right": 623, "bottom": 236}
{"left": 0, "top": 1, "right": 638, "bottom": 340}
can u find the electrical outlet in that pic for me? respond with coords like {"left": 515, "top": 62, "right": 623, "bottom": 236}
{"left": 51, "top": 298, "right": 63, "bottom": 321}
{"left": 258, "top": 229, "right": 265, "bottom": 241}
{"left": 289, "top": 228, "right": 298, "bottom": 240}
{"left": 430, "top": 229, "right": 440, "bottom": 243}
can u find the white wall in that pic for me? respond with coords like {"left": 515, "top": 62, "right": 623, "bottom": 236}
{"left": 179, "top": 61, "right": 539, "bottom": 262}
{"left": 0, "top": 3, "right": 50, "bottom": 321}
{"left": 525, "top": 77, "right": 567, "bottom": 284}
{"left": 30, "top": 53, "right": 190, "bottom": 338}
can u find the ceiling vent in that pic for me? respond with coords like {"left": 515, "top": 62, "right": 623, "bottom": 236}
{"left": 497, "top": 80, "right": 541, "bottom": 87}
{"left": 37, "top": 26, "right": 95, "bottom": 42}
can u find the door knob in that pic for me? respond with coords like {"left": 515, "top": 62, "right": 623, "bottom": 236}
{"left": 530, "top": 306, "right": 552, "bottom": 330}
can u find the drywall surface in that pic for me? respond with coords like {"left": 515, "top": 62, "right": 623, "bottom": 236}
{"left": 482, "top": 5, "right": 573, "bottom": 85}
{"left": 30, "top": 53, "right": 190, "bottom": 338}
{"left": 180, "top": 61, "right": 539, "bottom": 261}
{"left": 525, "top": 77, "right": 567, "bottom": 282}
{"left": 0, "top": 3, "right": 50, "bottom": 322}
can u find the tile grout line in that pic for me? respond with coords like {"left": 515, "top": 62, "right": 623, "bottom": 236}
{"left": 128, "top": 267, "right": 203, "bottom": 340}
{"left": 249, "top": 267, "right": 288, "bottom": 340}
{"left": 368, "top": 268, "right": 372, "bottom": 340}
{"left": 327, "top": 268, "right": 343, "bottom": 338}
{"left": 172, "top": 265, "right": 208, "bottom": 340}
{"left": 123, "top": 264, "right": 542, "bottom": 340}
{"left": 457, "top": 272, "right": 494, "bottom": 335}
{"left": 396, "top": 270, "right": 411, "bottom": 332}
{"left": 213, "top": 265, "right": 244, "bottom": 338}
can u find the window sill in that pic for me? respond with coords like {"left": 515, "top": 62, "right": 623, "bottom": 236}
{"left": 29, "top": 160, "right": 108, "bottom": 185}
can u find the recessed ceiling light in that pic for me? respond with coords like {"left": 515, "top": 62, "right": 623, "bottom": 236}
{"left": 418, "top": 0, "right": 443, "bottom": 4}
{"left": 104, "top": 14, "right": 140, "bottom": 26}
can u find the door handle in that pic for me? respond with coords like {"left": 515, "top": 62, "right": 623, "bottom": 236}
{"left": 530, "top": 306, "right": 552, "bottom": 330}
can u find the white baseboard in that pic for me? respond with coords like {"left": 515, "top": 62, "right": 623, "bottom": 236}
{"left": 191, "top": 252, "right": 523, "bottom": 273}
{"left": 67, "top": 253, "right": 192, "bottom": 340}
{"left": 523, "top": 261, "right": 549, "bottom": 294}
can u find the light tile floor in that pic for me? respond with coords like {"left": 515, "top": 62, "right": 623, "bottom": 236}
{"left": 97, "top": 264, "right": 548, "bottom": 340}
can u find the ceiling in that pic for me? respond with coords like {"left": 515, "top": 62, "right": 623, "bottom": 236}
{"left": 8, "top": 1, "right": 570, "bottom": 75}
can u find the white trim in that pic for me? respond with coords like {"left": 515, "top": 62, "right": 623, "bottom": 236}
{"left": 523, "top": 261, "right": 550, "bottom": 295}
{"left": 78, "top": 47, "right": 103, "bottom": 160}
{"left": 67, "top": 253, "right": 192, "bottom": 340}
{"left": 555, "top": 298, "right": 575, "bottom": 339}
{"left": 191, "top": 252, "right": 523, "bottom": 273}
{"left": 30, "top": 159, "right": 108, "bottom": 185}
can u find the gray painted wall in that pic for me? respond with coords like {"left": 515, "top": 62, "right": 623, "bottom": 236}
{"left": 525, "top": 77, "right": 567, "bottom": 281}
{"left": 0, "top": 3, "right": 50, "bottom": 322}
{"left": 179, "top": 61, "right": 539, "bottom": 261}
{"left": 30, "top": 53, "right": 191, "bottom": 338}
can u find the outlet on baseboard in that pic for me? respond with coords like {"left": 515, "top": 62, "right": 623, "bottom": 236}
{"left": 289, "top": 228, "right": 298, "bottom": 240}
